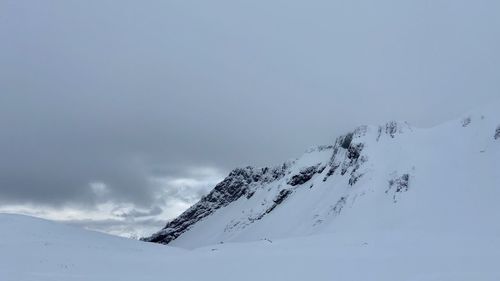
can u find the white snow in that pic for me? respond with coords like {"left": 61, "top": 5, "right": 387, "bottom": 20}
{"left": 1, "top": 213, "right": 499, "bottom": 281}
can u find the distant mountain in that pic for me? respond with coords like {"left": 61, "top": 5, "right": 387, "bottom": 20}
{"left": 144, "top": 103, "right": 500, "bottom": 248}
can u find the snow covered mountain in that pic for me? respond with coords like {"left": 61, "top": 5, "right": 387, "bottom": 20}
{"left": 145, "top": 103, "right": 500, "bottom": 248}
{"left": 2, "top": 103, "right": 500, "bottom": 281}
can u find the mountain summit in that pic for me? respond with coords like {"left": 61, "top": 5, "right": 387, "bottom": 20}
{"left": 145, "top": 105, "right": 500, "bottom": 249}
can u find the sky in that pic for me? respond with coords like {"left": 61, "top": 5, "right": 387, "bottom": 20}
{"left": 1, "top": 0, "right": 499, "bottom": 237}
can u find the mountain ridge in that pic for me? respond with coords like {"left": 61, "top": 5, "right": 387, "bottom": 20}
{"left": 144, "top": 106, "right": 500, "bottom": 248}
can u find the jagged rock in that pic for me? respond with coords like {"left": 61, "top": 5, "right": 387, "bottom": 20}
{"left": 249, "top": 189, "right": 294, "bottom": 222}
{"left": 246, "top": 191, "right": 255, "bottom": 199}
{"left": 323, "top": 164, "right": 338, "bottom": 182}
{"left": 287, "top": 165, "right": 320, "bottom": 186}
{"left": 377, "top": 121, "right": 411, "bottom": 140}
{"left": 385, "top": 121, "right": 399, "bottom": 138}
{"left": 341, "top": 143, "right": 364, "bottom": 175}
{"left": 347, "top": 143, "right": 363, "bottom": 160}
{"left": 386, "top": 173, "right": 410, "bottom": 202}
{"left": 495, "top": 125, "right": 500, "bottom": 140}
{"left": 273, "top": 189, "right": 293, "bottom": 205}
{"left": 323, "top": 131, "right": 367, "bottom": 182}
{"left": 143, "top": 165, "right": 288, "bottom": 244}
{"left": 340, "top": 133, "right": 353, "bottom": 149}
{"left": 348, "top": 173, "right": 363, "bottom": 186}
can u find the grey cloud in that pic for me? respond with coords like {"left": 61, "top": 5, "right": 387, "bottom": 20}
{"left": 115, "top": 206, "right": 164, "bottom": 218}
{"left": 1, "top": 0, "right": 499, "bottom": 236}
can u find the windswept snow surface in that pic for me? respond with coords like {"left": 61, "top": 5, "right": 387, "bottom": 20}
{"left": 1, "top": 214, "right": 500, "bottom": 281}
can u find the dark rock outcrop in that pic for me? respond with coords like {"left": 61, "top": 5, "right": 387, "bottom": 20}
{"left": 376, "top": 121, "right": 411, "bottom": 141}
{"left": 322, "top": 129, "right": 367, "bottom": 183}
{"left": 143, "top": 165, "right": 287, "bottom": 244}
{"left": 287, "top": 165, "right": 322, "bottom": 186}
{"left": 386, "top": 173, "right": 410, "bottom": 202}
{"left": 250, "top": 189, "right": 294, "bottom": 222}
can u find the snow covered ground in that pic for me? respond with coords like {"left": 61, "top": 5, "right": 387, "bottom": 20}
{"left": 1, "top": 213, "right": 500, "bottom": 281}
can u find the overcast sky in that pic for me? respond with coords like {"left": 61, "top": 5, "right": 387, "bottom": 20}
{"left": 1, "top": 0, "right": 499, "bottom": 237}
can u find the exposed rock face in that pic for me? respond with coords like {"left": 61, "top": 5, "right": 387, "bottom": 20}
{"left": 384, "top": 121, "right": 401, "bottom": 138}
{"left": 340, "top": 132, "right": 354, "bottom": 149}
{"left": 143, "top": 124, "right": 380, "bottom": 245}
{"left": 287, "top": 165, "right": 323, "bottom": 186}
{"left": 376, "top": 121, "right": 411, "bottom": 140}
{"left": 386, "top": 173, "right": 410, "bottom": 203}
{"left": 322, "top": 128, "right": 367, "bottom": 182}
{"left": 495, "top": 125, "right": 500, "bottom": 140}
{"left": 250, "top": 189, "right": 294, "bottom": 222}
{"left": 143, "top": 165, "right": 288, "bottom": 244}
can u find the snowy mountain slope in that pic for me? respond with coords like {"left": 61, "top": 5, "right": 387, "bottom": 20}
{"left": 145, "top": 104, "right": 500, "bottom": 248}
{"left": 2, "top": 213, "right": 500, "bottom": 281}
